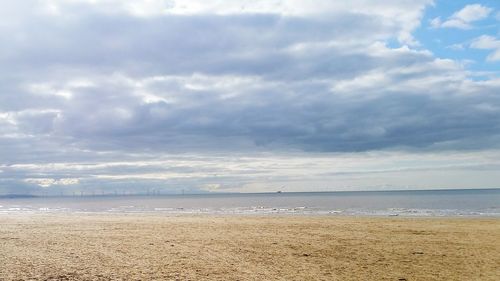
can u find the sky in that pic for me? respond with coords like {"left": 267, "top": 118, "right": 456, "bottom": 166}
{"left": 0, "top": 0, "right": 499, "bottom": 195}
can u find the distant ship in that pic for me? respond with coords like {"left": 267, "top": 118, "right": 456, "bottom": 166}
{"left": 276, "top": 190, "right": 282, "bottom": 194}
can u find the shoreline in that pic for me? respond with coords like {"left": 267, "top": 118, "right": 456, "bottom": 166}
{"left": 1, "top": 210, "right": 499, "bottom": 218}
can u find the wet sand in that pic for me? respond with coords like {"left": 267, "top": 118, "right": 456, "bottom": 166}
{"left": 0, "top": 214, "right": 499, "bottom": 280}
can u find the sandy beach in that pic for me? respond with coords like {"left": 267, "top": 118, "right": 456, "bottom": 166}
{"left": 0, "top": 214, "right": 499, "bottom": 281}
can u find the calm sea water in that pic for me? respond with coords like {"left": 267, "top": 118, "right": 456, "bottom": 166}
{"left": 0, "top": 189, "right": 499, "bottom": 217}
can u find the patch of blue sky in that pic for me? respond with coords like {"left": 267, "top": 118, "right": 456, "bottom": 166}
{"left": 413, "top": 0, "right": 499, "bottom": 78}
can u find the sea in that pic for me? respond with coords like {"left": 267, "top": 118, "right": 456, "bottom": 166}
{"left": 0, "top": 189, "right": 499, "bottom": 217}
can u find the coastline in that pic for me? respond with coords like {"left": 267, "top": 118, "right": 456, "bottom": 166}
{"left": 1, "top": 213, "right": 499, "bottom": 280}
{"left": 2, "top": 210, "right": 500, "bottom": 218}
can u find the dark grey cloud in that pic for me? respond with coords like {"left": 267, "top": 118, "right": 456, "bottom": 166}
{"left": 1, "top": 14, "right": 394, "bottom": 78}
{"left": 32, "top": 67, "right": 497, "bottom": 154}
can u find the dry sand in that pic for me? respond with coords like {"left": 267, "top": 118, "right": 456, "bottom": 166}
{"left": 0, "top": 214, "right": 499, "bottom": 281}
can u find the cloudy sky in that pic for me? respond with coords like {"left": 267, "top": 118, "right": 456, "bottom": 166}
{"left": 1, "top": 0, "right": 499, "bottom": 195}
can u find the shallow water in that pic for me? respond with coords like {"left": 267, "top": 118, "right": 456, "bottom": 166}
{"left": 0, "top": 189, "right": 499, "bottom": 217}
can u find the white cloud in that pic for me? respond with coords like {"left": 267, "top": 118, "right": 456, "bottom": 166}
{"left": 27, "top": 83, "right": 73, "bottom": 99}
{"left": 431, "top": 4, "right": 492, "bottom": 29}
{"left": 0, "top": 112, "right": 17, "bottom": 126}
{"left": 452, "top": 3, "right": 492, "bottom": 22}
{"left": 6, "top": 150, "right": 500, "bottom": 193}
{"left": 446, "top": 43, "right": 465, "bottom": 50}
{"left": 470, "top": 35, "right": 500, "bottom": 61}
{"left": 429, "top": 17, "right": 442, "bottom": 28}
{"left": 24, "top": 178, "right": 80, "bottom": 188}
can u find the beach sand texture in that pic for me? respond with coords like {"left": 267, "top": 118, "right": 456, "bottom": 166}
{"left": 0, "top": 214, "right": 499, "bottom": 280}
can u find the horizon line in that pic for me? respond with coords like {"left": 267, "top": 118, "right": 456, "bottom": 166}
{"left": 1, "top": 187, "right": 499, "bottom": 199}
